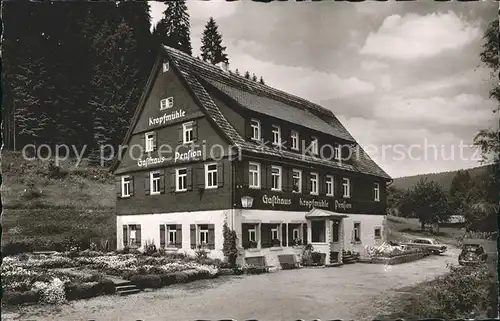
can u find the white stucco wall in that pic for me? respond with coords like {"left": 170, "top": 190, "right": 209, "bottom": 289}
{"left": 342, "top": 214, "right": 386, "bottom": 255}
{"left": 116, "top": 209, "right": 232, "bottom": 260}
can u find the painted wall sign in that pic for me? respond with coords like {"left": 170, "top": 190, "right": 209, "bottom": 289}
{"left": 300, "top": 198, "right": 329, "bottom": 209}
{"left": 137, "top": 156, "right": 167, "bottom": 168}
{"left": 334, "top": 200, "right": 352, "bottom": 211}
{"left": 149, "top": 109, "right": 186, "bottom": 127}
{"left": 238, "top": 188, "right": 384, "bottom": 214}
{"left": 136, "top": 149, "right": 202, "bottom": 168}
{"left": 262, "top": 194, "right": 292, "bottom": 207}
{"left": 174, "top": 149, "right": 202, "bottom": 162}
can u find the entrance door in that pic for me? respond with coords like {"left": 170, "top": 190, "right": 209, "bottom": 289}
{"left": 330, "top": 220, "right": 342, "bottom": 263}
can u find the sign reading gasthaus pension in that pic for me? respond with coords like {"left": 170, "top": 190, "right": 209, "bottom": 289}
{"left": 256, "top": 193, "right": 353, "bottom": 212}
{"left": 137, "top": 148, "right": 202, "bottom": 168}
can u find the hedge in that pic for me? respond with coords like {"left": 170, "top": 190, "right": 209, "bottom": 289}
{"left": 3, "top": 290, "right": 40, "bottom": 305}
{"left": 129, "top": 274, "right": 162, "bottom": 289}
{"left": 65, "top": 279, "right": 115, "bottom": 301}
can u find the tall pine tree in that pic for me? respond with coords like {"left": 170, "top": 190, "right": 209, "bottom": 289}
{"left": 88, "top": 20, "right": 140, "bottom": 163}
{"left": 244, "top": 71, "right": 250, "bottom": 79}
{"left": 259, "top": 76, "right": 265, "bottom": 85}
{"left": 153, "top": 0, "right": 192, "bottom": 55}
{"left": 200, "top": 17, "right": 228, "bottom": 65}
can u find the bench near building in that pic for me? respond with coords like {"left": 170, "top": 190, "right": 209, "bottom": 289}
{"left": 111, "top": 45, "right": 392, "bottom": 267}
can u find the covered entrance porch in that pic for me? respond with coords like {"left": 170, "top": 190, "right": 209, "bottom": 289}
{"left": 305, "top": 208, "right": 347, "bottom": 265}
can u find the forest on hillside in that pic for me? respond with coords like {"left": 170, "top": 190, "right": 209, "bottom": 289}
{"left": 391, "top": 164, "right": 493, "bottom": 192}
{"left": 2, "top": 0, "right": 265, "bottom": 160}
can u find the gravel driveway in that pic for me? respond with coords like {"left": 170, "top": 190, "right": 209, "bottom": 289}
{"left": 3, "top": 247, "right": 460, "bottom": 321}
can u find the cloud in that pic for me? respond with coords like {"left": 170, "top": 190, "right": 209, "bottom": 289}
{"left": 361, "top": 60, "right": 389, "bottom": 71}
{"left": 374, "top": 94, "right": 496, "bottom": 126}
{"left": 227, "top": 42, "right": 376, "bottom": 102}
{"left": 337, "top": 116, "right": 483, "bottom": 177}
{"left": 361, "top": 11, "right": 481, "bottom": 61}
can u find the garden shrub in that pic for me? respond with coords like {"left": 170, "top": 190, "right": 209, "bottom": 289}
{"left": 143, "top": 240, "right": 157, "bottom": 256}
{"left": 159, "top": 273, "right": 178, "bottom": 286}
{"left": 394, "top": 263, "right": 492, "bottom": 319}
{"left": 129, "top": 274, "right": 162, "bottom": 289}
{"left": 2, "top": 242, "right": 33, "bottom": 257}
{"left": 3, "top": 290, "right": 40, "bottom": 305}
{"left": 174, "top": 271, "right": 189, "bottom": 283}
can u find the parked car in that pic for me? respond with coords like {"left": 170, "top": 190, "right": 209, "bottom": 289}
{"left": 408, "top": 238, "right": 447, "bottom": 255}
{"left": 458, "top": 243, "right": 488, "bottom": 266}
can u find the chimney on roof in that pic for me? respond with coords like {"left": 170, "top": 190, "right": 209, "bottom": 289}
{"left": 217, "top": 61, "right": 229, "bottom": 73}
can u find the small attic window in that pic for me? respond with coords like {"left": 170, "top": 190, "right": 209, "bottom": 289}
{"left": 160, "top": 97, "right": 174, "bottom": 110}
{"left": 162, "top": 62, "right": 169, "bottom": 72}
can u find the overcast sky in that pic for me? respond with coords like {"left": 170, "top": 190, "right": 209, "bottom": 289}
{"left": 149, "top": 1, "right": 498, "bottom": 178}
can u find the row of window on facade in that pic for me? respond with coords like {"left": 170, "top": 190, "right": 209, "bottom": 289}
{"left": 122, "top": 222, "right": 381, "bottom": 251}
{"left": 120, "top": 163, "right": 221, "bottom": 197}
{"left": 122, "top": 223, "right": 215, "bottom": 249}
{"left": 248, "top": 162, "right": 380, "bottom": 201}
{"left": 144, "top": 119, "right": 197, "bottom": 153}
{"left": 250, "top": 118, "right": 344, "bottom": 158}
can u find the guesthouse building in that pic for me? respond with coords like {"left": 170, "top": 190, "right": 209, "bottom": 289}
{"left": 111, "top": 45, "right": 392, "bottom": 266}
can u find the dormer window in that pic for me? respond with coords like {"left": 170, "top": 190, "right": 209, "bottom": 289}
{"left": 160, "top": 97, "right": 174, "bottom": 110}
{"left": 291, "top": 130, "right": 299, "bottom": 150}
{"left": 183, "top": 121, "right": 194, "bottom": 144}
{"left": 310, "top": 137, "right": 319, "bottom": 155}
{"left": 272, "top": 125, "right": 281, "bottom": 146}
{"left": 374, "top": 183, "right": 380, "bottom": 202}
{"left": 162, "top": 62, "right": 170, "bottom": 72}
{"left": 334, "top": 145, "right": 341, "bottom": 161}
{"left": 250, "top": 119, "right": 261, "bottom": 141}
{"left": 145, "top": 132, "right": 156, "bottom": 153}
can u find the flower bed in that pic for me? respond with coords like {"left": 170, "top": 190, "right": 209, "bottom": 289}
{"left": 2, "top": 255, "right": 118, "bottom": 305}
{"left": 361, "top": 242, "right": 428, "bottom": 264}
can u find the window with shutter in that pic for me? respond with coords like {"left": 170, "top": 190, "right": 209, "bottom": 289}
{"left": 129, "top": 176, "right": 135, "bottom": 196}
{"left": 192, "top": 120, "right": 198, "bottom": 142}
{"left": 208, "top": 224, "right": 215, "bottom": 249}
{"left": 159, "top": 171, "right": 166, "bottom": 194}
{"left": 205, "top": 163, "right": 218, "bottom": 189}
{"left": 217, "top": 162, "right": 224, "bottom": 187}
{"left": 115, "top": 177, "right": 122, "bottom": 198}
{"left": 159, "top": 225, "right": 166, "bottom": 248}
{"left": 196, "top": 164, "right": 205, "bottom": 189}
{"left": 169, "top": 169, "right": 176, "bottom": 192}
{"left": 190, "top": 224, "right": 196, "bottom": 249}
{"left": 135, "top": 225, "right": 142, "bottom": 247}
{"left": 151, "top": 171, "right": 162, "bottom": 195}
{"left": 123, "top": 225, "right": 129, "bottom": 247}
{"left": 176, "top": 225, "right": 183, "bottom": 248}
{"left": 144, "top": 172, "right": 151, "bottom": 195}
{"left": 187, "top": 167, "right": 193, "bottom": 191}
{"left": 248, "top": 162, "right": 260, "bottom": 189}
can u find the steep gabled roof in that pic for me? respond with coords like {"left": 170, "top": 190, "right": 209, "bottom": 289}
{"left": 111, "top": 45, "right": 391, "bottom": 180}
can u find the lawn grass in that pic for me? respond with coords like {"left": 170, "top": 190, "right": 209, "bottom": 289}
{"left": 386, "top": 215, "right": 465, "bottom": 246}
{"left": 1, "top": 151, "right": 116, "bottom": 251}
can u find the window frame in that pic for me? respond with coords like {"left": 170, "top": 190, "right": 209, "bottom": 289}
{"left": 374, "top": 226, "right": 382, "bottom": 239}
{"left": 205, "top": 163, "right": 218, "bottom": 189}
{"left": 248, "top": 226, "right": 257, "bottom": 242}
{"left": 310, "top": 136, "right": 319, "bottom": 155}
{"left": 167, "top": 225, "right": 177, "bottom": 247}
{"left": 272, "top": 125, "right": 281, "bottom": 146}
{"left": 292, "top": 228, "right": 300, "bottom": 240}
{"left": 271, "top": 227, "right": 279, "bottom": 241}
{"left": 249, "top": 162, "right": 261, "bottom": 189}
{"left": 198, "top": 225, "right": 209, "bottom": 246}
{"left": 290, "top": 130, "right": 299, "bottom": 151}
{"left": 292, "top": 169, "right": 302, "bottom": 193}
{"left": 150, "top": 171, "right": 161, "bottom": 195}
{"left": 176, "top": 168, "right": 188, "bottom": 192}
{"left": 271, "top": 165, "right": 282, "bottom": 191}
{"left": 326, "top": 175, "right": 334, "bottom": 196}
{"left": 353, "top": 222, "right": 361, "bottom": 243}
{"left": 374, "top": 183, "right": 380, "bottom": 202}
{"left": 145, "top": 132, "right": 155, "bottom": 153}
{"left": 121, "top": 175, "right": 131, "bottom": 198}
{"left": 342, "top": 177, "right": 350, "bottom": 198}
{"left": 250, "top": 119, "right": 261, "bottom": 141}
{"left": 310, "top": 172, "right": 319, "bottom": 195}
{"left": 182, "top": 121, "right": 194, "bottom": 144}
{"left": 160, "top": 97, "right": 174, "bottom": 110}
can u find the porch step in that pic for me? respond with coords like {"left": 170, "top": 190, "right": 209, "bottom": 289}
{"left": 117, "top": 288, "right": 140, "bottom": 296}
{"left": 114, "top": 281, "right": 140, "bottom": 296}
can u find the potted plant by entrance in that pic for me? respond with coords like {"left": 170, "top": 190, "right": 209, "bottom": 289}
{"left": 302, "top": 244, "right": 314, "bottom": 266}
